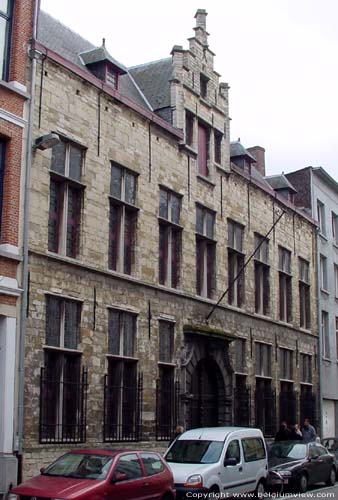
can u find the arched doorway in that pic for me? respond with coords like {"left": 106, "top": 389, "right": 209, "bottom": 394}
{"left": 189, "top": 357, "right": 223, "bottom": 428}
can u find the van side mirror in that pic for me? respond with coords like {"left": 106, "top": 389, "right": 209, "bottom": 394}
{"left": 111, "top": 472, "right": 128, "bottom": 483}
{"left": 224, "top": 457, "right": 237, "bottom": 467}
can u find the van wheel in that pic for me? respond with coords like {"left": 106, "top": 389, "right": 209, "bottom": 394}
{"left": 208, "top": 485, "right": 220, "bottom": 498}
{"left": 297, "top": 473, "right": 308, "bottom": 493}
{"left": 254, "top": 480, "right": 265, "bottom": 499}
{"left": 326, "top": 467, "right": 336, "bottom": 486}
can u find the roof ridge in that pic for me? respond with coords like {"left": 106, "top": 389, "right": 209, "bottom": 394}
{"left": 129, "top": 57, "right": 171, "bottom": 70}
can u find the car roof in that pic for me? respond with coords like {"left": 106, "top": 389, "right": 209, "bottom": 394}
{"left": 177, "top": 427, "right": 263, "bottom": 442}
{"left": 68, "top": 449, "right": 161, "bottom": 457}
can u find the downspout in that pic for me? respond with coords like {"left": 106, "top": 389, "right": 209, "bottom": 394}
{"left": 17, "top": 0, "right": 40, "bottom": 472}
{"left": 315, "top": 225, "right": 323, "bottom": 437}
{"left": 310, "top": 168, "right": 323, "bottom": 436}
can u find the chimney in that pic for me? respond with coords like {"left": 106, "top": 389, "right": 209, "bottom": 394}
{"left": 247, "top": 146, "right": 266, "bottom": 177}
{"left": 195, "top": 9, "right": 207, "bottom": 30}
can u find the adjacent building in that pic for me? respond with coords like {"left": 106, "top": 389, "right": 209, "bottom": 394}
{"left": 12, "top": 8, "right": 320, "bottom": 480}
{"left": 287, "top": 167, "right": 338, "bottom": 437}
{"left": 0, "top": 0, "right": 36, "bottom": 495}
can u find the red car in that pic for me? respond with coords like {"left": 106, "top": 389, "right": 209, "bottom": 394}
{"left": 9, "top": 449, "right": 176, "bottom": 500}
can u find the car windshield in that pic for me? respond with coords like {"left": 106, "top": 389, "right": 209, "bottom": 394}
{"left": 43, "top": 453, "right": 114, "bottom": 480}
{"left": 269, "top": 443, "right": 307, "bottom": 460}
{"left": 166, "top": 440, "right": 223, "bottom": 464}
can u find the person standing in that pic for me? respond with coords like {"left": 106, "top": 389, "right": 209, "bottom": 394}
{"left": 275, "top": 421, "right": 291, "bottom": 441}
{"left": 301, "top": 418, "right": 316, "bottom": 442}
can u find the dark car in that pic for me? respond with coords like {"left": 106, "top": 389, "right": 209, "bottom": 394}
{"left": 268, "top": 441, "right": 336, "bottom": 493}
{"left": 9, "top": 449, "right": 175, "bottom": 500}
{"left": 322, "top": 438, "right": 338, "bottom": 471}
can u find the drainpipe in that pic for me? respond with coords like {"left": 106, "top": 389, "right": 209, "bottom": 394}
{"left": 17, "top": 0, "right": 40, "bottom": 472}
{"left": 315, "top": 225, "right": 324, "bottom": 437}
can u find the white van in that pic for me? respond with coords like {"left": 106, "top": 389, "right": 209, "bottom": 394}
{"left": 164, "top": 427, "right": 268, "bottom": 498}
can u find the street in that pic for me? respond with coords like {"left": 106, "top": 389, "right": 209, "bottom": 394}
{"left": 273, "top": 483, "right": 338, "bottom": 499}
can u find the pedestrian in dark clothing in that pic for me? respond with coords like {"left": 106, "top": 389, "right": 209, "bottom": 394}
{"left": 275, "top": 421, "right": 291, "bottom": 441}
{"left": 301, "top": 418, "right": 316, "bottom": 442}
{"left": 289, "top": 424, "right": 303, "bottom": 440}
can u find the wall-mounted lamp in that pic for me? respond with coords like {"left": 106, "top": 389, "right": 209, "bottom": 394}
{"left": 34, "top": 133, "right": 60, "bottom": 150}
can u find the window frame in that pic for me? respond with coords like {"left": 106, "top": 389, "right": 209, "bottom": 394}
{"left": 228, "top": 220, "right": 245, "bottom": 308}
{"left": 299, "top": 258, "right": 310, "bottom": 329}
{"left": 158, "top": 188, "right": 182, "bottom": 288}
{"left": 279, "top": 348, "right": 293, "bottom": 381}
{"left": 107, "top": 308, "right": 137, "bottom": 359}
{"left": 0, "top": 139, "right": 6, "bottom": 233}
{"left": 0, "top": 0, "right": 13, "bottom": 81}
{"left": 320, "top": 254, "right": 328, "bottom": 291}
{"left": 195, "top": 204, "right": 216, "bottom": 298}
{"left": 332, "top": 211, "right": 338, "bottom": 245}
{"left": 278, "top": 246, "right": 292, "bottom": 322}
{"left": 109, "top": 163, "right": 138, "bottom": 275}
{"left": 317, "top": 199, "right": 326, "bottom": 236}
{"left": 197, "top": 122, "right": 210, "bottom": 177}
{"left": 254, "top": 234, "right": 270, "bottom": 315}
{"left": 321, "top": 310, "right": 330, "bottom": 359}
{"left": 255, "top": 342, "right": 272, "bottom": 378}
{"left": 299, "top": 353, "right": 312, "bottom": 384}
{"left": 48, "top": 139, "right": 85, "bottom": 258}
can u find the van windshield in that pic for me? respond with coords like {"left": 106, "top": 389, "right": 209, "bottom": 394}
{"left": 166, "top": 440, "right": 223, "bottom": 464}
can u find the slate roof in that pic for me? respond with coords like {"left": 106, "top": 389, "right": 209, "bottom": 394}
{"left": 230, "top": 141, "right": 257, "bottom": 162}
{"left": 79, "top": 46, "right": 127, "bottom": 73}
{"left": 265, "top": 174, "right": 297, "bottom": 192}
{"left": 37, "top": 11, "right": 152, "bottom": 111}
{"left": 129, "top": 59, "right": 173, "bottom": 111}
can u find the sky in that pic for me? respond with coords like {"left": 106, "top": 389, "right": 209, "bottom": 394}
{"left": 40, "top": 0, "right": 338, "bottom": 180}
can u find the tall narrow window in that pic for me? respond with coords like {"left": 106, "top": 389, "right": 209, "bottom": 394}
{"left": 200, "top": 73, "right": 208, "bottom": 98}
{"left": 157, "top": 321, "right": 176, "bottom": 440}
{"left": 159, "top": 188, "right": 182, "bottom": 288}
{"left": 300, "top": 353, "right": 312, "bottom": 383}
{"left": 105, "top": 309, "right": 139, "bottom": 441}
{"left": 198, "top": 123, "right": 210, "bottom": 177}
{"left": 335, "top": 265, "right": 338, "bottom": 298}
{"left": 0, "top": 0, "right": 13, "bottom": 80}
{"left": 185, "top": 111, "right": 194, "bottom": 147}
{"left": 196, "top": 205, "right": 216, "bottom": 298}
{"left": 48, "top": 140, "right": 85, "bottom": 258}
{"left": 214, "top": 130, "right": 222, "bottom": 164}
{"left": 254, "top": 234, "right": 269, "bottom": 315}
{"left": 322, "top": 311, "right": 330, "bottom": 358}
{"left": 109, "top": 163, "right": 138, "bottom": 275}
{"left": 228, "top": 220, "right": 245, "bottom": 307}
{"left": 332, "top": 212, "right": 338, "bottom": 245}
{"left": 317, "top": 200, "right": 326, "bottom": 236}
{"left": 0, "top": 140, "right": 5, "bottom": 232}
{"left": 299, "top": 258, "right": 310, "bottom": 329}
{"left": 279, "top": 348, "right": 293, "bottom": 380}
{"left": 235, "top": 338, "right": 246, "bottom": 373}
{"left": 40, "top": 295, "right": 85, "bottom": 443}
{"left": 255, "top": 343, "right": 271, "bottom": 377}
{"left": 279, "top": 247, "right": 292, "bottom": 322}
{"left": 320, "top": 255, "right": 328, "bottom": 291}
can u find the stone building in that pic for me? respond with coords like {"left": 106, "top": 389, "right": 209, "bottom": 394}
{"left": 286, "top": 167, "right": 338, "bottom": 437}
{"left": 20, "top": 8, "right": 318, "bottom": 479}
{"left": 0, "top": 0, "right": 36, "bottom": 494}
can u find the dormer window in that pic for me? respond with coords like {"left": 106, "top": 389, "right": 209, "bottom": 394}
{"left": 79, "top": 42, "right": 127, "bottom": 90}
{"left": 200, "top": 73, "right": 208, "bottom": 99}
{"left": 106, "top": 68, "right": 117, "bottom": 89}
